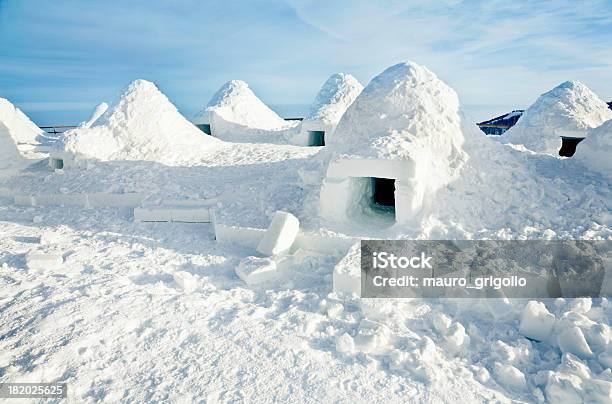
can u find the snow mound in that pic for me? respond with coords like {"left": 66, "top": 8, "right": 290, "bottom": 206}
{"left": 298, "top": 73, "right": 363, "bottom": 142}
{"left": 194, "top": 80, "right": 296, "bottom": 142}
{"left": 0, "top": 122, "right": 25, "bottom": 169}
{"left": 79, "top": 102, "right": 109, "bottom": 129}
{"left": 329, "top": 62, "right": 468, "bottom": 178}
{"left": 62, "top": 80, "right": 221, "bottom": 165}
{"left": 574, "top": 119, "right": 612, "bottom": 177}
{"left": 0, "top": 97, "right": 44, "bottom": 145}
{"left": 504, "top": 81, "right": 612, "bottom": 154}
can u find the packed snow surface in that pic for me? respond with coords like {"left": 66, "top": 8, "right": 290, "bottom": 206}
{"left": 299, "top": 73, "right": 363, "bottom": 139}
{"left": 0, "top": 97, "right": 44, "bottom": 145}
{"left": 504, "top": 80, "right": 612, "bottom": 154}
{"left": 61, "top": 80, "right": 221, "bottom": 165}
{"left": 0, "top": 61, "right": 611, "bottom": 403}
{"left": 574, "top": 119, "right": 612, "bottom": 178}
{"left": 194, "top": 80, "right": 298, "bottom": 143}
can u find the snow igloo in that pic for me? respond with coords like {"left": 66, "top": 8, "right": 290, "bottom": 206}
{"left": 503, "top": 80, "right": 612, "bottom": 156}
{"left": 319, "top": 62, "right": 468, "bottom": 226}
{"left": 193, "top": 80, "right": 297, "bottom": 142}
{"left": 295, "top": 73, "right": 363, "bottom": 147}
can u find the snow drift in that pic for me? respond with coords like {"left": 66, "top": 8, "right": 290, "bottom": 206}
{"left": 0, "top": 97, "right": 44, "bottom": 145}
{"left": 574, "top": 119, "right": 612, "bottom": 178}
{"left": 193, "top": 80, "right": 298, "bottom": 143}
{"left": 503, "top": 81, "right": 612, "bottom": 154}
{"left": 61, "top": 80, "right": 221, "bottom": 165}
{"left": 320, "top": 62, "right": 469, "bottom": 225}
{"left": 295, "top": 73, "right": 363, "bottom": 146}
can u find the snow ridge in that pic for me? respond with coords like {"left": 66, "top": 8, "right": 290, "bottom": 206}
{"left": 504, "top": 80, "right": 612, "bottom": 154}
{"left": 0, "top": 97, "right": 44, "bottom": 145}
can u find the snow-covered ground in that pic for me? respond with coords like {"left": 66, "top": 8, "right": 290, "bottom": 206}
{"left": 1, "top": 61, "right": 611, "bottom": 403}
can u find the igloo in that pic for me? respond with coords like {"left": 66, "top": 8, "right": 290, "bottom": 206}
{"left": 319, "top": 62, "right": 468, "bottom": 226}
{"left": 193, "top": 80, "right": 297, "bottom": 142}
{"left": 59, "top": 79, "right": 221, "bottom": 166}
{"left": 0, "top": 97, "right": 44, "bottom": 145}
{"left": 574, "top": 119, "right": 612, "bottom": 178}
{"left": 503, "top": 81, "right": 612, "bottom": 156}
{"left": 295, "top": 73, "right": 363, "bottom": 147}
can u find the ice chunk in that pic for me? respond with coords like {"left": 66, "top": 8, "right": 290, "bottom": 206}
{"left": 256, "top": 211, "right": 299, "bottom": 256}
{"left": 431, "top": 312, "right": 452, "bottom": 334}
{"left": 557, "top": 326, "right": 594, "bottom": 358}
{"left": 235, "top": 256, "right": 277, "bottom": 285}
{"left": 332, "top": 242, "right": 361, "bottom": 295}
{"left": 335, "top": 333, "right": 355, "bottom": 354}
{"left": 443, "top": 322, "right": 470, "bottom": 355}
{"left": 26, "top": 251, "right": 63, "bottom": 271}
{"left": 519, "top": 301, "right": 555, "bottom": 342}
{"left": 353, "top": 319, "right": 390, "bottom": 354}
{"left": 493, "top": 362, "right": 527, "bottom": 391}
{"left": 173, "top": 271, "right": 198, "bottom": 294}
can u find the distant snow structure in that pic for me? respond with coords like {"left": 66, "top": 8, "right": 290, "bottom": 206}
{"left": 574, "top": 119, "right": 612, "bottom": 178}
{"left": 477, "top": 110, "right": 523, "bottom": 136}
{"left": 295, "top": 73, "right": 363, "bottom": 146}
{"left": 319, "top": 62, "right": 468, "bottom": 227}
{"left": 79, "top": 102, "right": 109, "bottom": 129}
{"left": 503, "top": 81, "right": 612, "bottom": 155}
{"left": 0, "top": 97, "right": 44, "bottom": 145}
{"left": 59, "top": 80, "right": 221, "bottom": 166}
{"left": 193, "top": 80, "right": 298, "bottom": 143}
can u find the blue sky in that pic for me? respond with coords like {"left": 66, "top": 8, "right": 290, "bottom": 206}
{"left": 1, "top": 0, "right": 611, "bottom": 124}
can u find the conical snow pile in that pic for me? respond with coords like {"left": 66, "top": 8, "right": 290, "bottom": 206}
{"left": 193, "top": 80, "right": 297, "bottom": 142}
{"left": 0, "top": 97, "right": 44, "bottom": 145}
{"left": 504, "top": 81, "right": 612, "bottom": 154}
{"left": 297, "top": 73, "right": 363, "bottom": 145}
{"left": 329, "top": 62, "right": 469, "bottom": 189}
{"left": 79, "top": 102, "right": 109, "bottom": 129}
{"left": 574, "top": 120, "right": 612, "bottom": 177}
{"left": 62, "top": 80, "right": 221, "bottom": 165}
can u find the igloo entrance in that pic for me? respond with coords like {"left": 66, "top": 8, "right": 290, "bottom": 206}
{"left": 308, "top": 131, "right": 325, "bottom": 146}
{"left": 559, "top": 136, "right": 585, "bottom": 157}
{"left": 49, "top": 157, "right": 64, "bottom": 170}
{"left": 320, "top": 159, "right": 421, "bottom": 227}
{"left": 196, "top": 124, "right": 212, "bottom": 135}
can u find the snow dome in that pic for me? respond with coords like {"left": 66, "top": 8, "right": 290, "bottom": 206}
{"left": 0, "top": 97, "right": 44, "bottom": 145}
{"left": 319, "top": 62, "right": 469, "bottom": 226}
{"left": 503, "top": 80, "right": 612, "bottom": 155}
{"left": 574, "top": 119, "right": 612, "bottom": 178}
{"left": 295, "top": 73, "right": 363, "bottom": 146}
{"left": 193, "top": 80, "right": 297, "bottom": 142}
{"left": 61, "top": 80, "right": 221, "bottom": 166}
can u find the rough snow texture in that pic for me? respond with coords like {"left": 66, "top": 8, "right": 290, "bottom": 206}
{"left": 504, "top": 81, "right": 612, "bottom": 154}
{"left": 0, "top": 97, "right": 44, "bottom": 145}
{"left": 194, "top": 80, "right": 298, "bottom": 143}
{"left": 79, "top": 102, "right": 109, "bottom": 129}
{"left": 62, "top": 80, "right": 221, "bottom": 165}
{"left": 574, "top": 119, "right": 612, "bottom": 178}
{"left": 327, "top": 62, "right": 468, "bottom": 196}
{"left": 332, "top": 242, "right": 361, "bottom": 295}
{"left": 297, "top": 73, "right": 363, "bottom": 144}
{"left": 0, "top": 123, "right": 25, "bottom": 169}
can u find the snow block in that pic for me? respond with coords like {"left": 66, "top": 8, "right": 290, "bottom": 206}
{"left": 235, "top": 256, "right": 278, "bottom": 285}
{"left": 494, "top": 362, "right": 527, "bottom": 391}
{"left": 134, "top": 207, "right": 173, "bottom": 222}
{"left": 173, "top": 271, "right": 198, "bottom": 294}
{"left": 519, "top": 301, "right": 556, "bottom": 342}
{"left": 170, "top": 207, "right": 211, "bottom": 223}
{"left": 256, "top": 211, "right": 299, "bottom": 256}
{"left": 26, "top": 251, "right": 63, "bottom": 271}
{"left": 332, "top": 242, "right": 361, "bottom": 295}
{"left": 557, "top": 326, "right": 594, "bottom": 358}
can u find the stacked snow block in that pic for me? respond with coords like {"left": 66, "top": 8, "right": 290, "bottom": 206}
{"left": 332, "top": 242, "right": 361, "bottom": 295}
{"left": 256, "top": 211, "right": 300, "bottom": 256}
{"left": 133, "top": 206, "right": 212, "bottom": 223}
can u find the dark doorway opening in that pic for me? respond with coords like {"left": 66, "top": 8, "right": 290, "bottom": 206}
{"left": 372, "top": 178, "right": 395, "bottom": 207}
{"left": 50, "top": 158, "right": 64, "bottom": 170}
{"left": 308, "top": 131, "right": 325, "bottom": 146}
{"left": 559, "top": 137, "right": 585, "bottom": 157}
{"left": 196, "top": 124, "right": 212, "bottom": 135}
